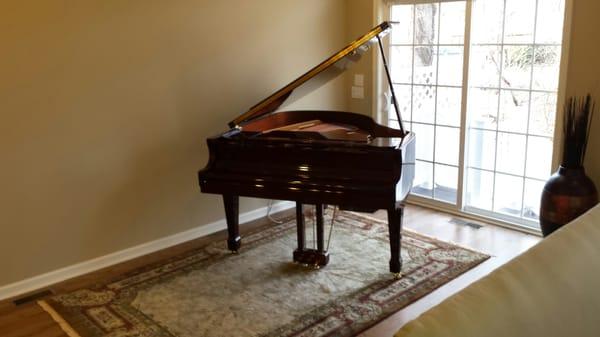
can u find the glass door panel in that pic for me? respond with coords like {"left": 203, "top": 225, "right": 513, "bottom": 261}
{"left": 464, "top": 0, "right": 565, "bottom": 228}
{"left": 389, "top": 1, "right": 466, "bottom": 205}
{"left": 388, "top": 0, "right": 566, "bottom": 230}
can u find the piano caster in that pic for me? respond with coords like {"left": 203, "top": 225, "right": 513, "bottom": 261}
{"left": 393, "top": 272, "right": 402, "bottom": 280}
{"left": 230, "top": 250, "right": 239, "bottom": 255}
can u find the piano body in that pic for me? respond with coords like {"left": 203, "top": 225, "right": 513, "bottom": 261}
{"left": 198, "top": 22, "right": 415, "bottom": 275}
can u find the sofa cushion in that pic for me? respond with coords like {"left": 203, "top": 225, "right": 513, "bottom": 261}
{"left": 395, "top": 204, "right": 600, "bottom": 337}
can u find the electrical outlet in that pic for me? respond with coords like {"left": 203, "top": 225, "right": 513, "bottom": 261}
{"left": 351, "top": 86, "right": 364, "bottom": 99}
{"left": 354, "top": 74, "right": 364, "bottom": 86}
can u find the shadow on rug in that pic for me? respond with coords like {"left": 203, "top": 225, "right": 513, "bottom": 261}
{"left": 40, "top": 211, "right": 489, "bottom": 337}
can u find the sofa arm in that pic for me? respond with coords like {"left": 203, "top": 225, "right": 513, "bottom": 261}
{"left": 395, "top": 204, "right": 600, "bottom": 337}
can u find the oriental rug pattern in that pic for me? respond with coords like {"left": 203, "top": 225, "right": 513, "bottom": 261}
{"left": 40, "top": 211, "right": 489, "bottom": 337}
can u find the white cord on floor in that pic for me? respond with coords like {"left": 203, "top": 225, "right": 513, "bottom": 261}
{"left": 326, "top": 206, "right": 338, "bottom": 251}
{"left": 267, "top": 200, "right": 284, "bottom": 224}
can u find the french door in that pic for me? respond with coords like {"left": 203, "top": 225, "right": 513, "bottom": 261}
{"left": 386, "top": 0, "right": 568, "bottom": 230}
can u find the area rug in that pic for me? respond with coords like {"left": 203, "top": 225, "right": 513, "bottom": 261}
{"left": 39, "top": 211, "right": 489, "bottom": 337}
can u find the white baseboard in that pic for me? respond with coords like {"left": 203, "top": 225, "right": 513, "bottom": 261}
{"left": 0, "top": 201, "right": 295, "bottom": 301}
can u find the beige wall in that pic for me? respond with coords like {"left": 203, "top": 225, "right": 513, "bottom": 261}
{"left": 346, "top": 0, "right": 376, "bottom": 115}
{"left": 565, "top": 0, "right": 600, "bottom": 187}
{"left": 0, "top": 0, "right": 347, "bottom": 286}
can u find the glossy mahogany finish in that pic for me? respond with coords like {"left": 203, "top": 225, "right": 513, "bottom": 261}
{"left": 241, "top": 110, "right": 405, "bottom": 137}
{"left": 198, "top": 22, "right": 414, "bottom": 274}
{"left": 198, "top": 110, "right": 415, "bottom": 273}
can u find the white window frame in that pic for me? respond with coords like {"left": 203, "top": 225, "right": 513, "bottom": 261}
{"left": 372, "top": 0, "right": 574, "bottom": 234}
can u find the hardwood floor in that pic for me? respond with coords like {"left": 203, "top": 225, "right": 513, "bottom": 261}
{"left": 0, "top": 204, "right": 540, "bottom": 337}
{"left": 359, "top": 205, "right": 540, "bottom": 337}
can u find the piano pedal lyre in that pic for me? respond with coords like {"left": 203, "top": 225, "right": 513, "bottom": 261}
{"left": 293, "top": 248, "right": 330, "bottom": 269}
{"left": 294, "top": 203, "right": 332, "bottom": 269}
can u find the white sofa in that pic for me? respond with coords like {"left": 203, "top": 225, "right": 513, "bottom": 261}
{"left": 395, "top": 204, "right": 600, "bottom": 337}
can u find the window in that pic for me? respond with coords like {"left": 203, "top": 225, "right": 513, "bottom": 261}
{"left": 389, "top": 2, "right": 467, "bottom": 205}
{"left": 387, "top": 0, "right": 567, "bottom": 230}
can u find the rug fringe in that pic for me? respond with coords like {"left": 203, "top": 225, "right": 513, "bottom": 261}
{"left": 38, "top": 300, "right": 82, "bottom": 337}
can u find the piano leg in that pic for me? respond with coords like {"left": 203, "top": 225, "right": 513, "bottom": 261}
{"left": 315, "top": 204, "right": 325, "bottom": 253}
{"left": 387, "top": 205, "right": 404, "bottom": 276}
{"left": 223, "top": 194, "right": 241, "bottom": 252}
{"left": 295, "top": 202, "right": 305, "bottom": 251}
{"left": 293, "top": 202, "right": 305, "bottom": 263}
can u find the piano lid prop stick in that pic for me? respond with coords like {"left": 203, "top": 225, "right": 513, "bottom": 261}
{"left": 377, "top": 35, "right": 406, "bottom": 135}
{"left": 267, "top": 200, "right": 283, "bottom": 224}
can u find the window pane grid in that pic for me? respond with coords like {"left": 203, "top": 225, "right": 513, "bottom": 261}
{"left": 393, "top": 83, "right": 463, "bottom": 90}
{"left": 484, "top": 0, "right": 508, "bottom": 218}
{"left": 465, "top": 0, "right": 562, "bottom": 228}
{"left": 466, "top": 166, "right": 547, "bottom": 182}
{"left": 418, "top": 160, "right": 460, "bottom": 169}
{"left": 389, "top": 1, "right": 465, "bottom": 204}
{"left": 390, "top": 120, "right": 461, "bottom": 130}
{"left": 468, "top": 125, "right": 553, "bottom": 138}
{"left": 471, "top": 86, "right": 557, "bottom": 94}
{"left": 519, "top": 0, "right": 540, "bottom": 218}
{"left": 389, "top": 0, "right": 564, "bottom": 229}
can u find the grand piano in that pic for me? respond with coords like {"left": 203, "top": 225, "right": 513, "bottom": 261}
{"left": 198, "top": 22, "right": 415, "bottom": 276}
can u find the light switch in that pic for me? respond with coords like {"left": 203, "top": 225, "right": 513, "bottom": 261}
{"left": 354, "top": 74, "right": 364, "bottom": 86}
{"left": 351, "top": 86, "right": 364, "bottom": 99}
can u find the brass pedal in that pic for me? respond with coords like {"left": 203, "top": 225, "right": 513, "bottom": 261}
{"left": 293, "top": 249, "right": 330, "bottom": 268}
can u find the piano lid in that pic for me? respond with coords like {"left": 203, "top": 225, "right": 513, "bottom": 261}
{"left": 229, "top": 21, "right": 393, "bottom": 129}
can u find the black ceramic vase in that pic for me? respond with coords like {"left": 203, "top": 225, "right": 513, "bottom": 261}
{"left": 539, "top": 166, "right": 598, "bottom": 236}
